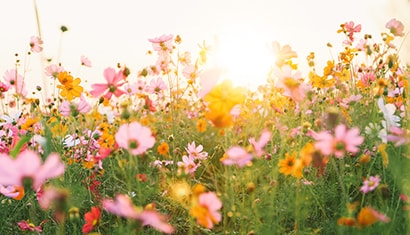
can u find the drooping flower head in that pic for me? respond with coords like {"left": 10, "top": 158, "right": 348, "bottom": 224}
{"left": 385, "top": 18, "right": 405, "bottom": 37}
{"left": 29, "top": 36, "right": 43, "bottom": 53}
{"left": 115, "top": 122, "right": 155, "bottom": 155}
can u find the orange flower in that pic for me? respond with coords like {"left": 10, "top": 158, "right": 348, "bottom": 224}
{"left": 356, "top": 206, "right": 390, "bottom": 227}
{"left": 278, "top": 151, "right": 303, "bottom": 178}
{"left": 196, "top": 119, "right": 207, "bottom": 133}
{"left": 56, "top": 72, "right": 83, "bottom": 101}
{"left": 157, "top": 142, "right": 169, "bottom": 156}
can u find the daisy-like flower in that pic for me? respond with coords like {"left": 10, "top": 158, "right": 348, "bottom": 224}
{"left": 17, "top": 220, "right": 46, "bottom": 233}
{"left": 185, "top": 141, "right": 208, "bottom": 160}
{"left": 29, "top": 36, "right": 43, "bottom": 53}
{"left": 115, "top": 122, "right": 155, "bottom": 155}
{"left": 59, "top": 95, "right": 91, "bottom": 117}
{"left": 222, "top": 146, "right": 253, "bottom": 167}
{"left": 81, "top": 55, "right": 92, "bottom": 67}
{"left": 56, "top": 71, "right": 84, "bottom": 101}
{"left": 314, "top": 124, "right": 364, "bottom": 158}
{"left": 147, "top": 77, "right": 167, "bottom": 95}
{"left": 103, "top": 194, "right": 174, "bottom": 234}
{"left": 90, "top": 67, "right": 126, "bottom": 100}
{"left": 278, "top": 151, "right": 304, "bottom": 178}
{"left": 273, "top": 65, "right": 309, "bottom": 103}
{"left": 385, "top": 18, "right": 405, "bottom": 37}
{"left": 0, "top": 150, "right": 65, "bottom": 190}
{"left": 178, "top": 155, "right": 200, "bottom": 175}
{"left": 377, "top": 97, "right": 400, "bottom": 129}
{"left": 271, "top": 41, "right": 297, "bottom": 67}
{"left": 82, "top": 207, "right": 101, "bottom": 234}
{"left": 45, "top": 64, "right": 65, "bottom": 79}
{"left": 360, "top": 175, "right": 381, "bottom": 193}
{"left": 3, "top": 69, "right": 27, "bottom": 96}
{"left": 190, "top": 191, "right": 222, "bottom": 229}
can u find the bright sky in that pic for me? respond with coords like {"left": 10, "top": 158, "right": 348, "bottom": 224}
{"left": 0, "top": 0, "right": 409, "bottom": 93}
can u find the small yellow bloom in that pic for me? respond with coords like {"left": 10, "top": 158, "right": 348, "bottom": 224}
{"left": 196, "top": 119, "right": 207, "bottom": 133}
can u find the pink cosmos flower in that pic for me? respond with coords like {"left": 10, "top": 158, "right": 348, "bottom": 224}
{"left": 115, "top": 122, "right": 155, "bottom": 155}
{"left": 103, "top": 194, "right": 174, "bottom": 234}
{"left": 147, "top": 77, "right": 167, "bottom": 95}
{"left": 178, "top": 155, "right": 200, "bottom": 175}
{"left": 59, "top": 95, "right": 92, "bottom": 117}
{"left": 3, "top": 69, "right": 27, "bottom": 96}
{"left": 385, "top": 18, "right": 405, "bottom": 37}
{"left": 223, "top": 146, "right": 253, "bottom": 167}
{"left": 148, "top": 34, "right": 174, "bottom": 53}
{"left": 90, "top": 67, "right": 126, "bottom": 99}
{"left": 273, "top": 65, "right": 309, "bottom": 102}
{"left": 0, "top": 184, "right": 20, "bottom": 199}
{"left": 29, "top": 36, "right": 43, "bottom": 53}
{"left": 0, "top": 150, "right": 65, "bottom": 190}
{"left": 249, "top": 129, "right": 271, "bottom": 157}
{"left": 81, "top": 55, "right": 92, "bottom": 67}
{"left": 45, "top": 64, "right": 65, "bottom": 79}
{"left": 271, "top": 41, "right": 297, "bottom": 67}
{"left": 314, "top": 124, "right": 364, "bottom": 158}
{"left": 17, "top": 220, "right": 46, "bottom": 233}
{"left": 185, "top": 141, "right": 208, "bottom": 160}
{"left": 344, "top": 21, "right": 361, "bottom": 42}
{"left": 387, "top": 126, "right": 409, "bottom": 146}
{"left": 360, "top": 175, "right": 381, "bottom": 194}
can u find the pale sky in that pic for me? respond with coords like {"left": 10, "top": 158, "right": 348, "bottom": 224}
{"left": 0, "top": 0, "right": 409, "bottom": 93}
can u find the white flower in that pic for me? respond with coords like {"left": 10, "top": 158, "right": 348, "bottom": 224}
{"left": 63, "top": 135, "right": 80, "bottom": 147}
{"left": 377, "top": 97, "right": 400, "bottom": 129}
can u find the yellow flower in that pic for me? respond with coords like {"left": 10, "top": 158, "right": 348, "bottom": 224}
{"left": 21, "top": 117, "right": 39, "bottom": 131}
{"left": 278, "top": 151, "right": 303, "bottom": 178}
{"left": 377, "top": 143, "right": 389, "bottom": 167}
{"left": 309, "top": 71, "right": 335, "bottom": 89}
{"left": 157, "top": 142, "right": 169, "bottom": 156}
{"left": 56, "top": 72, "right": 83, "bottom": 101}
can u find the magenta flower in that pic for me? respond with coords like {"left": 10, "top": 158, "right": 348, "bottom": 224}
{"left": 115, "top": 122, "right": 155, "bottom": 155}
{"left": 314, "top": 124, "right": 364, "bottom": 158}
{"left": 0, "top": 150, "right": 65, "bottom": 190}
{"left": 386, "top": 18, "right": 405, "bottom": 37}
{"left": 185, "top": 141, "right": 208, "bottom": 160}
{"left": 90, "top": 67, "right": 126, "bottom": 99}
{"left": 222, "top": 146, "right": 253, "bottom": 167}
{"left": 17, "top": 220, "right": 46, "bottom": 233}
{"left": 80, "top": 55, "right": 92, "bottom": 67}
{"left": 344, "top": 21, "right": 361, "bottom": 42}
{"left": 29, "top": 36, "right": 43, "bottom": 53}
{"left": 360, "top": 175, "right": 381, "bottom": 194}
{"left": 103, "top": 194, "right": 174, "bottom": 234}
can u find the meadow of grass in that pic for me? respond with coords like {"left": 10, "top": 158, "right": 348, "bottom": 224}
{"left": 0, "top": 17, "right": 409, "bottom": 235}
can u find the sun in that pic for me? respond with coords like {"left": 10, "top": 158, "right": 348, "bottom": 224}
{"left": 213, "top": 27, "right": 274, "bottom": 90}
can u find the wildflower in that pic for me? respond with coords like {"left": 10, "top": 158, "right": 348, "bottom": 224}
{"left": 103, "top": 194, "right": 174, "bottom": 234}
{"left": 17, "top": 220, "right": 46, "bottom": 233}
{"left": 356, "top": 206, "right": 390, "bottom": 227}
{"left": 196, "top": 119, "right": 207, "bottom": 133}
{"left": 273, "top": 65, "right": 309, "bottom": 103}
{"left": 385, "top": 18, "right": 405, "bottom": 37}
{"left": 190, "top": 192, "right": 222, "bottom": 229}
{"left": 249, "top": 129, "right": 271, "bottom": 157}
{"left": 204, "top": 80, "right": 245, "bottom": 128}
{"left": 337, "top": 217, "right": 356, "bottom": 226}
{"left": 271, "top": 41, "right": 297, "bottom": 67}
{"left": 90, "top": 67, "right": 126, "bottom": 99}
{"left": 147, "top": 77, "right": 167, "bottom": 95}
{"left": 222, "top": 146, "right": 253, "bottom": 167}
{"left": 360, "top": 175, "right": 381, "bottom": 193}
{"left": 314, "top": 124, "right": 364, "bottom": 158}
{"left": 81, "top": 55, "right": 92, "bottom": 67}
{"left": 278, "top": 151, "right": 304, "bottom": 178}
{"left": 69, "top": 207, "right": 80, "bottom": 220}
{"left": 387, "top": 126, "right": 409, "bottom": 146}
{"left": 377, "top": 97, "right": 400, "bottom": 129}
{"left": 115, "top": 122, "right": 155, "bottom": 155}
{"left": 56, "top": 71, "right": 84, "bottom": 101}
{"left": 3, "top": 69, "right": 27, "bottom": 96}
{"left": 29, "top": 36, "right": 43, "bottom": 53}
{"left": 178, "top": 155, "right": 200, "bottom": 175}
{"left": 82, "top": 207, "right": 101, "bottom": 234}
{"left": 45, "top": 64, "right": 64, "bottom": 79}
{"left": 185, "top": 141, "right": 208, "bottom": 160}
{"left": 0, "top": 184, "right": 24, "bottom": 200}
{"left": 157, "top": 142, "right": 169, "bottom": 156}
{"left": 148, "top": 34, "right": 174, "bottom": 53}
{"left": 0, "top": 150, "right": 65, "bottom": 190}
